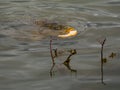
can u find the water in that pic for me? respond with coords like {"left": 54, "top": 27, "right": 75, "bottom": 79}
{"left": 0, "top": 0, "right": 120, "bottom": 90}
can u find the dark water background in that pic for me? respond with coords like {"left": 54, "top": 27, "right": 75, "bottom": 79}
{"left": 0, "top": 0, "right": 120, "bottom": 90}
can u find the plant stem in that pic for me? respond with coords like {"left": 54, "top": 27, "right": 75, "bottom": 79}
{"left": 100, "top": 38, "right": 106, "bottom": 85}
{"left": 50, "top": 39, "right": 55, "bottom": 65}
{"left": 49, "top": 38, "right": 55, "bottom": 77}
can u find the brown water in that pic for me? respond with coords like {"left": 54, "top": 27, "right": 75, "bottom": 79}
{"left": 0, "top": 0, "right": 120, "bottom": 90}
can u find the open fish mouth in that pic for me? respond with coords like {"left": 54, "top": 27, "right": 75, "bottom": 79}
{"left": 58, "top": 27, "right": 77, "bottom": 38}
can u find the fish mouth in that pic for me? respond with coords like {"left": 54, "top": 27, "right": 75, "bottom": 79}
{"left": 58, "top": 27, "right": 78, "bottom": 38}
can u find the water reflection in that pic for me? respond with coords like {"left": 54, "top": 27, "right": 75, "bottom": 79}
{"left": 63, "top": 49, "right": 77, "bottom": 73}
{"left": 50, "top": 48, "right": 77, "bottom": 77}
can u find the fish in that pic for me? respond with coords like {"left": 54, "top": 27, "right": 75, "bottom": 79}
{"left": 0, "top": 20, "right": 78, "bottom": 41}
{"left": 35, "top": 20, "right": 78, "bottom": 38}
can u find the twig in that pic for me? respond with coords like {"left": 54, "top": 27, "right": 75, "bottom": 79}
{"left": 100, "top": 38, "right": 106, "bottom": 85}
{"left": 49, "top": 38, "right": 55, "bottom": 77}
{"left": 50, "top": 39, "right": 55, "bottom": 65}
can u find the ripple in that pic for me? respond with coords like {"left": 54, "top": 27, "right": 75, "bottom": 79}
{"left": 86, "top": 22, "right": 120, "bottom": 28}
{"left": 106, "top": 1, "right": 120, "bottom": 5}
{"left": 0, "top": 34, "right": 7, "bottom": 38}
{"left": 10, "top": 0, "right": 30, "bottom": 3}
{"left": 0, "top": 54, "right": 18, "bottom": 57}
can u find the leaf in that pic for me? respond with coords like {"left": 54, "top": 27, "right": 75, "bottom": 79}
{"left": 109, "top": 52, "right": 116, "bottom": 59}
{"left": 102, "top": 58, "right": 107, "bottom": 63}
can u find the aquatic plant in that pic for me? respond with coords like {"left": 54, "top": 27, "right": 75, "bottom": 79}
{"left": 98, "top": 38, "right": 117, "bottom": 85}
{"left": 63, "top": 49, "right": 77, "bottom": 73}
{"left": 49, "top": 38, "right": 55, "bottom": 65}
{"left": 99, "top": 38, "right": 106, "bottom": 85}
{"left": 49, "top": 37, "right": 56, "bottom": 77}
{"left": 49, "top": 37, "right": 77, "bottom": 77}
{"left": 109, "top": 52, "right": 116, "bottom": 59}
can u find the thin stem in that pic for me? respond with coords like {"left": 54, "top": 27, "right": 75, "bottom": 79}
{"left": 49, "top": 38, "right": 56, "bottom": 77}
{"left": 100, "top": 38, "right": 106, "bottom": 85}
{"left": 50, "top": 39, "right": 55, "bottom": 64}
{"left": 101, "top": 43, "right": 104, "bottom": 84}
{"left": 50, "top": 63, "right": 55, "bottom": 77}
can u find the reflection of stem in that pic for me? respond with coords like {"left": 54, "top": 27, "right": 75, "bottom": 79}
{"left": 100, "top": 38, "right": 106, "bottom": 85}
{"left": 63, "top": 60, "right": 77, "bottom": 73}
{"left": 50, "top": 63, "right": 55, "bottom": 77}
{"left": 63, "top": 49, "right": 77, "bottom": 73}
{"left": 49, "top": 38, "right": 55, "bottom": 77}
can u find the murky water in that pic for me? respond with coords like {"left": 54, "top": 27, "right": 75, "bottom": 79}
{"left": 0, "top": 0, "right": 120, "bottom": 90}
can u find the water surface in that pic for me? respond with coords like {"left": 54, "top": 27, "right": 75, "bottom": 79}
{"left": 0, "top": 0, "right": 120, "bottom": 90}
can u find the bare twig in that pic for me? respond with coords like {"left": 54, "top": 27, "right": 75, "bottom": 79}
{"left": 100, "top": 38, "right": 106, "bottom": 85}
{"left": 49, "top": 38, "right": 56, "bottom": 77}
{"left": 50, "top": 39, "right": 55, "bottom": 65}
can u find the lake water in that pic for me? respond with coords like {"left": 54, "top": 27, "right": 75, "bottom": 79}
{"left": 0, "top": 0, "right": 120, "bottom": 90}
